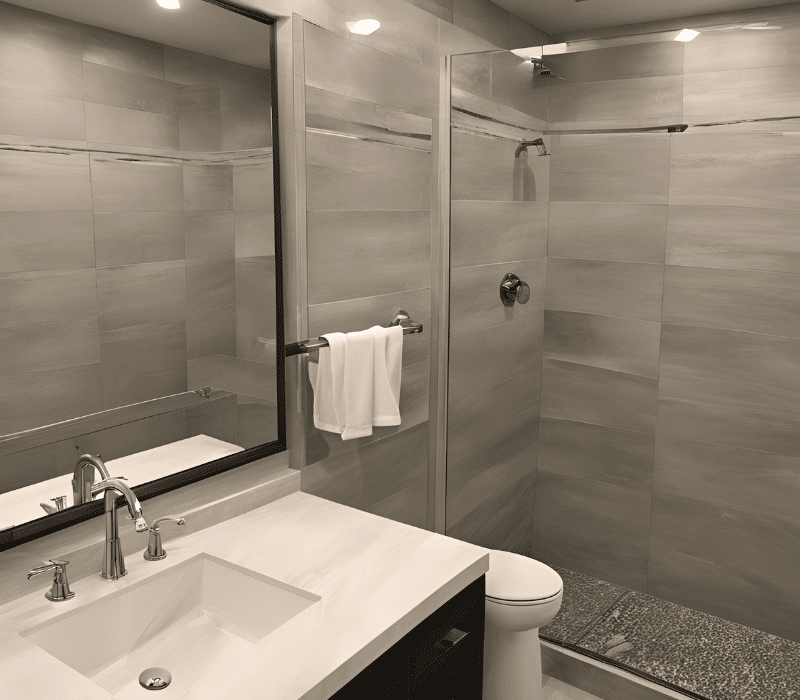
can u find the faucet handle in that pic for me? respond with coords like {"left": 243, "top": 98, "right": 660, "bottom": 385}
{"left": 144, "top": 516, "right": 186, "bottom": 561}
{"left": 27, "top": 559, "right": 75, "bottom": 602}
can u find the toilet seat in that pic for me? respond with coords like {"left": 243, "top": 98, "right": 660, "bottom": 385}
{"left": 485, "top": 550, "right": 563, "bottom": 605}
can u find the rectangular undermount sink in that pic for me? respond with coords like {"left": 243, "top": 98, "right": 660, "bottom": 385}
{"left": 22, "top": 553, "right": 319, "bottom": 698}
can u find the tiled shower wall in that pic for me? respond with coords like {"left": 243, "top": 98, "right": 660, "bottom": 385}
{"left": 0, "top": 1, "right": 276, "bottom": 492}
{"left": 534, "top": 17, "right": 800, "bottom": 643}
{"left": 445, "top": 52, "right": 549, "bottom": 554}
{"left": 298, "top": 2, "right": 547, "bottom": 526}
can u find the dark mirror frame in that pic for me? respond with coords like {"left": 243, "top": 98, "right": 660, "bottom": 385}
{"left": 0, "top": 0, "right": 285, "bottom": 552}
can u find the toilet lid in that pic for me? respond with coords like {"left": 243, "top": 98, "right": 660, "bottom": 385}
{"left": 486, "top": 550, "right": 563, "bottom": 602}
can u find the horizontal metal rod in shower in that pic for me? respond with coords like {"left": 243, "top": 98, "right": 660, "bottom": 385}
{"left": 544, "top": 124, "right": 688, "bottom": 135}
{"left": 285, "top": 311, "right": 423, "bottom": 356}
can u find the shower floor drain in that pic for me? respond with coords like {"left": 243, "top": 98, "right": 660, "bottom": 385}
{"left": 139, "top": 667, "right": 172, "bottom": 690}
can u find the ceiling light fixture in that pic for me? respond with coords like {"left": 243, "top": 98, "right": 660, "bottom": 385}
{"left": 674, "top": 28, "right": 699, "bottom": 41}
{"left": 348, "top": 19, "right": 380, "bottom": 35}
{"left": 157, "top": 0, "right": 180, "bottom": 8}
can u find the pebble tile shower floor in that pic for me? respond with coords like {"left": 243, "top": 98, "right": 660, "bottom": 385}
{"left": 540, "top": 567, "right": 800, "bottom": 700}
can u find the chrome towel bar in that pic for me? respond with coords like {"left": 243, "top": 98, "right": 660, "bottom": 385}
{"left": 285, "top": 310, "right": 423, "bottom": 357}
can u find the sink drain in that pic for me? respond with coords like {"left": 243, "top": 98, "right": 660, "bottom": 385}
{"left": 139, "top": 667, "right": 172, "bottom": 691}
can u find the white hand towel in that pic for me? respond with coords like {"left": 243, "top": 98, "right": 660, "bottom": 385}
{"left": 308, "top": 332, "right": 346, "bottom": 434}
{"left": 371, "top": 325, "right": 402, "bottom": 427}
{"left": 342, "top": 329, "right": 375, "bottom": 440}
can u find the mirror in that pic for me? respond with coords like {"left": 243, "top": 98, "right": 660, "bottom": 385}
{"left": 0, "top": 0, "right": 284, "bottom": 545}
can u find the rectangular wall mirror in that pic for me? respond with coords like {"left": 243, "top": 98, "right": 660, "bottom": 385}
{"left": 0, "top": 0, "right": 284, "bottom": 549}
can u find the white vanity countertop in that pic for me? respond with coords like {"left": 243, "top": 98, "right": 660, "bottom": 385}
{"left": 0, "top": 435, "right": 243, "bottom": 530}
{"left": 0, "top": 491, "right": 490, "bottom": 700}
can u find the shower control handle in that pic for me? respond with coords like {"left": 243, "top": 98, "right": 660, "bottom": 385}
{"left": 500, "top": 273, "right": 530, "bottom": 307}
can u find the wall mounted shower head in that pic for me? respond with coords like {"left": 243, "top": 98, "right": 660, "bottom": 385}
{"left": 515, "top": 138, "right": 548, "bottom": 157}
{"left": 530, "top": 59, "right": 563, "bottom": 80}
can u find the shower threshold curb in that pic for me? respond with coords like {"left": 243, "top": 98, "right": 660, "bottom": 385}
{"left": 541, "top": 638, "right": 699, "bottom": 700}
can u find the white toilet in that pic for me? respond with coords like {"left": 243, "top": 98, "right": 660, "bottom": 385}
{"left": 483, "top": 549, "right": 563, "bottom": 700}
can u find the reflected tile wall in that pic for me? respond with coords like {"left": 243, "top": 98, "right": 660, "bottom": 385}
{"left": 0, "top": 3, "right": 276, "bottom": 454}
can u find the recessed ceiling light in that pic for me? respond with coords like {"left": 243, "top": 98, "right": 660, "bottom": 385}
{"left": 348, "top": 19, "right": 380, "bottom": 35}
{"left": 157, "top": 0, "right": 180, "bottom": 9}
{"left": 674, "top": 28, "right": 700, "bottom": 41}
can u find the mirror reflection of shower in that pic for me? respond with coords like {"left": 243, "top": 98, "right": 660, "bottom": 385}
{"left": 529, "top": 59, "right": 564, "bottom": 80}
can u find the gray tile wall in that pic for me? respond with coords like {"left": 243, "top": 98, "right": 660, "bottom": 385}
{"left": 0, "top": 2, "right": 276, "bottom": 493}
{"left": 534, "top": 28, "right": 800, "bottom": 643}
{"left": 445, "top": 51, "right": 549, "bottom": 556}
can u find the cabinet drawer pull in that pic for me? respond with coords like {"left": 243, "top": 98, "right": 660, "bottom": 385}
{"left": 434, "top": 628, "right": 468, "bottom": 650}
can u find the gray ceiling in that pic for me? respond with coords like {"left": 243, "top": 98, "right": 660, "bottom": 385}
{"left": 493, "top": 0, "right": 800, "bottom": 35}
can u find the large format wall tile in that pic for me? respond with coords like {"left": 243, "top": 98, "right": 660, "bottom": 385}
{"left": 220, "top": 86, "right": 272, "bottom": 151}
{"left": 451, "top": 51, "right": 490, "bottom": 100}
{"left": 0, "top": 2, "right": 82, "bottom": 59}
{"left": 452, "top": 0, "right": 543, "bottom": 50}
{"left": 184, "top": 211, "right": 234, "bottom": 262}
{"left": 684, "top": 64, "right": 800, "bottom": 123}
{"left": 450, "top": 258, "right": 546, "bottom": 337}
{"left": 666, "top": 205, "right": 800, "bottom": 273}
{"left": 449, "top": 312, "right": 543, "bottom": 404}
{"left": 183, "top": 163, "right": 233, "bottom": 211}
{"left": 82, "top": 25, "right": 164, "bottom": 79}
{"left": 490, "top": 50, "right": 547, "bottom": 121}
{"left": 450, "top": 200, "right": 548, "bottom": 267}
{"left": 186, "top": 259, "right": 235, "bottom": 313}
{"left": 544, "top": 310, "right": 661, "bottom": 378}
{"left": 85, "top": 101, "right": 178, "bottom": 149}
{"left": 533, "top": 470, "right": 652, "bottom": 591}
{"left": 94, "top": 211, "right": 184, "bottom": 267}
{"left": 186, "top": 305, "right": 237, "bottom": 361}
{"left": 89, "top": 155, "right": 183, "bottom": 212}
{"left": 232, "top": 158, "right": 274, "bottom": 211}
{"left": 446, "top": 423, "right": 538, "bottom": 537}
{"left": 657, "top": 324, "right": 800, "bottom": 457}
{"left": 663, "top": 265, "right": 800, "bottom": 338}
{"left": 163, "top": 45, "right": 266, "bottom": 91}
{"left": 538, "top": 418, "right": 655, "bottom": 491}
{"left": 307, "top": 210, "right": 430, "bottom": 303}
{"left": 648, "top": 492, "right": 800, "bottom": 642}
{"left": 545, "top": 42, "right": 684, "bottom": 84}
{"left": 0, "top": 211, "right": 94, "bottom": 272}
{"left": 0, "top": 269, "right": 96, "bottom": 329}
{"left": 547, "top": 75, "right": 682, "bottom": 128}
{"left": 541, "top": 358, "right": 658, "bottom": 434}
{"left": 670, "top": 132, "right": 800, "bottom": 211}
{"left": 0, "top": 319, "right": 100, "bottom": 377}
{"left": 451, "top": 128, "right": 549, "bottom": 201}
{"left": 0, "top": 42, "right": 82, "bottom": 98}
{"left": 366, "top": 479, "right": 427, "bottom": 530}
{"left": 306, "top": 131, "right": 430, "bottom": 211}
{"left": 545, "top": 258, "right": 664, "bottom": 322}
{"left": 100, "top": 317, "right": 187, "bottom": 409}
{"left": 0, "top": 87, "right": 85, "bottom": 140}
{"left": 653, "top": 436, "right": 800, "bottom": 523}
{"left": 82, "top": 61, "right": 177, "bottom": 115}
{"left": 235, "top": 210, "right": 274, "bottom": 259}
{"left": 548, "top": 202, "right": 667, "bottom": 263}
{"left": 177, "top": 85, "right": 221, "bottom": 152}
{"left": 302, "top": 422, "right": 428, "bottom": 512}
{"left": 96, "top": 260, "right": 186, "bottom": 332}
{"left": 185, "top": 393, "right": 237, "bottom": 444}
{"left": 549, "top": 134, "right": 671, "bottom": 203}
{"left": 448, "top": 367, "right": 541, "bottom": 464}
{"left": 0, "top": 151, "right": 91, "bottom": 211}
{"left": 303, "top": 21, "right": 437, "bottom": 119}
{"left": 0, "top": 364, "right": 103, "bottom": 436}
{"left": 0, "top": 443, "right": 58, "bottom": 494}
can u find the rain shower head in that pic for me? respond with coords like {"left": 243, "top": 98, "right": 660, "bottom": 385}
{"left": 530, "top": 59, "right": 563, "bottom": 80}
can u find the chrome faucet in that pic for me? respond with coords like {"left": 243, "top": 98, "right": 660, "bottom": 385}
{"left": 90, "top": 477, "right": 148, "bottom": 580}
{"left": 72, "top": 454, "right": 110, "bottom": 506}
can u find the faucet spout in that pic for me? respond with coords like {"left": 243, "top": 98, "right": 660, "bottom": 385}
{"left": 72, "top": 454, "right": 110, "bottom": 506}
{"left": 91, "top": 477, "right": 148, "bottom": 580}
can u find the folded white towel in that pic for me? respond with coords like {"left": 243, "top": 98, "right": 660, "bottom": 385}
{"left": 371, "top": 324, "right": 402, "bottom": 427}
{"left": 309, "top": 332, "right": 346, "bottom": 434}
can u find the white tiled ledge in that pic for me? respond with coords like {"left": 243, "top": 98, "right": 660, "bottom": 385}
{"left": 0, "top": 488, "right": 489, "bottom": 700}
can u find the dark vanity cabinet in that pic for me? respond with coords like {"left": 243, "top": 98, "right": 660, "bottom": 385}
{"left": 329, "top": 575, "right": 485, "bottom": 700}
